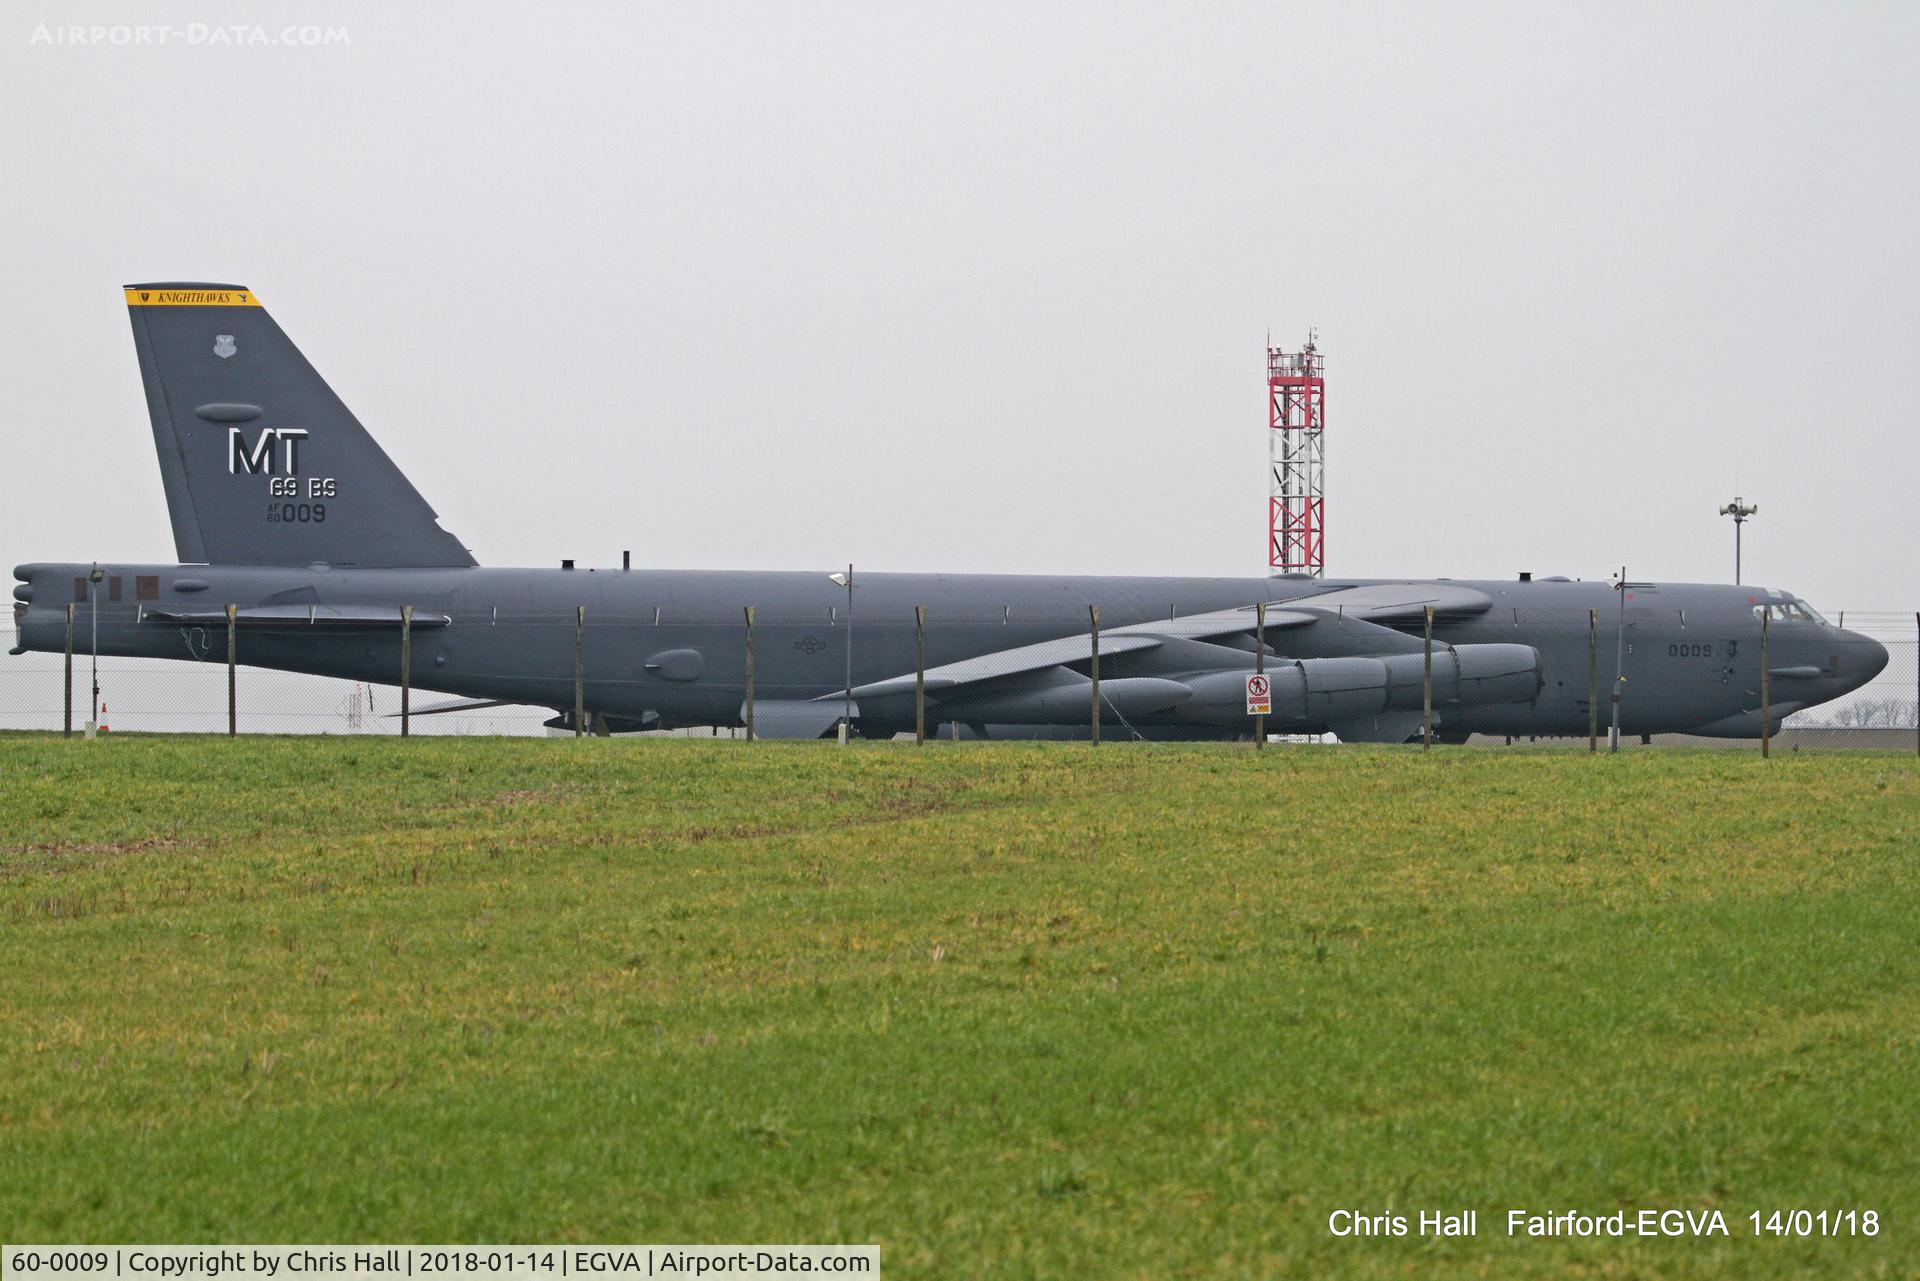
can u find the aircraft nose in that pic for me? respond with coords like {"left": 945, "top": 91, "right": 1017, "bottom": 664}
{"left": 1839, "top": 630, "right": 1889, "bottom": 691}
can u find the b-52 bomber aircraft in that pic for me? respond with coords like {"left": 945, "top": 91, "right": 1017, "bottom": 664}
{"left": 9, "top": 284, "right": 1890, "bottom": 741}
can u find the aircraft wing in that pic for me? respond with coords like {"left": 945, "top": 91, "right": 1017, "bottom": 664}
{"left": 842, "top": 583, "right": 1495, "bottom": 703}
{"left": 844, "top": 631, "right": 1171, "bottom": 700}
{"left": 837, "top": 584, "right": 1534, "bottom": 739}
{"left": 1268, "top": 581, "right": 1496, "bottom": 623}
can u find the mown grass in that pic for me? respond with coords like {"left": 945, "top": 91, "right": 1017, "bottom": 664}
{"left": 0, "top": 734, "right": 1915, "bottom": 1278}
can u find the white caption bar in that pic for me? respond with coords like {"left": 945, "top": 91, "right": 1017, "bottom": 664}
{"left": 3, "top": 1248, "right": 879, "bottom": 1280}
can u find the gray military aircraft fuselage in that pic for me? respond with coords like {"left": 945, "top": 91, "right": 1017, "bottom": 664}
{"left": 7, "top": 285, "right": 1890, "bottom": 741}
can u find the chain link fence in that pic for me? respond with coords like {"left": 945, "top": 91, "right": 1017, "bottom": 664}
{"left": 1, "top": 606, "right": 1913, "bottom": 742}
{"left": 1798, "top": 611, "right": 1918, "bottom": 727}
{"left": 0, "top": 617, "right": 549, "bottom": 736}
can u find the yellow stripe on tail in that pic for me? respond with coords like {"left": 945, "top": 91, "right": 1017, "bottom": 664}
{"left": 124, "top": 287, "right": 261, "bottom": 307}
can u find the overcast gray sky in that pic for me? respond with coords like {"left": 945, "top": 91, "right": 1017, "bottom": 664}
{"left": 4, "top": 1, "right": 1915, "bottom": 610}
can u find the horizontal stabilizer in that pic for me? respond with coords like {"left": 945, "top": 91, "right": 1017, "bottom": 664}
{"left": 142, "top": 604, "right": 451, "bottom": 628}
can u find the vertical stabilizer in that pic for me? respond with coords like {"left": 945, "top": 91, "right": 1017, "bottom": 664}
{"left": 125, "top": 283, "right": 475, "bottom": 567}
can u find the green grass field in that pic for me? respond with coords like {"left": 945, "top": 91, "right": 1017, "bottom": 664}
{"left": 1, "top": 735, "right": 1915, "bottom": 1278}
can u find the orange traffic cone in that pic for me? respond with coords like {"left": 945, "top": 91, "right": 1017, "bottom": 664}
{"left": 99, "top": 702, "right": 109, "bottom": 733}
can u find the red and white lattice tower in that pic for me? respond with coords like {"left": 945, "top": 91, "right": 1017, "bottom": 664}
{"left": 1267, "top": 331, "right": 1325, "bottom": 576}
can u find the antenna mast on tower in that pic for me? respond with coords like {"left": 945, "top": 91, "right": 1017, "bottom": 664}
{"left": 1268, "top": 330, "right": 1325, "bottom": 576}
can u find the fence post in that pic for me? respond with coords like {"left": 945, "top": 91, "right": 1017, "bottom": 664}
{"left": 743, "top": 605, "right": 756, "bottom": 742}
{"left": 914, "top": 605, "right": 926, "bottom": 744}
{"left": 400, "top": 605, "right": 413, "bottom": 738}
{"left": 1587, "top": 608, "right": 1598, "bottom": 754}
{"left": 1610, "top": 569, "right": 1627, "bottom": 753}
{"left": 574, "top": 606, "right": 586, "bottom": 738}
{"left": 1760, "top": 608, "right": 1771, "bottom": 759}
{"left": 1254, "top": 601, "right": 1266, "bottom": 750}
{"left": 1422, "top": 605, "right": 1434, "bottom": 749}
{"left": 226, "top": 604, "right": 238, "bottom": 737}
{"left": 1089, "top": 604, "right": 1101, "bottom": 746}
{"left": 63, "top": 603, "right": 74, "bottom": 738}
{"left": 1915, "top": 611, "right": 1919, "bottom": 759}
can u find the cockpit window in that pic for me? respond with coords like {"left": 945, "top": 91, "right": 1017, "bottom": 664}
{"left": 1751, "top": 601, "right": 1828, "bottom": 624}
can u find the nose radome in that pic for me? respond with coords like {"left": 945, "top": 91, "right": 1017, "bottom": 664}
{"left": 1865, "top": 637, "right": 1890, "bottom": 680}
{"left": 1846, "top": 632, "right": 1889, "bottom": 688}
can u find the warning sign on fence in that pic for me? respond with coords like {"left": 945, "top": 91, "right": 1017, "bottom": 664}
{"left": 1246, "top": 673, "right": 1271, "bottom": 715}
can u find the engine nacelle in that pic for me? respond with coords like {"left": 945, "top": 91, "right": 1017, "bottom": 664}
{"left": 1181, "top": 643, "right": 1542, "bottom": 726}
{"left": 939, "top": 675, "right": 1193, "bottom": 724}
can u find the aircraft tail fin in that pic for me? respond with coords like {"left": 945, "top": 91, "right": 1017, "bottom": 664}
{"left": 125, "top": 283, "right": 475, "bottom": 567}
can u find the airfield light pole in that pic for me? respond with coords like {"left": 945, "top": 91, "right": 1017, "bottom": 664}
{"left": 1718, "top": 498, "right": 1757, "bottom": 585}
{"left": 86, "top": 563, "right": 102, "bottom": 739}
{"left": 829, "top": 567, "right": 853, "bottom": 744}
